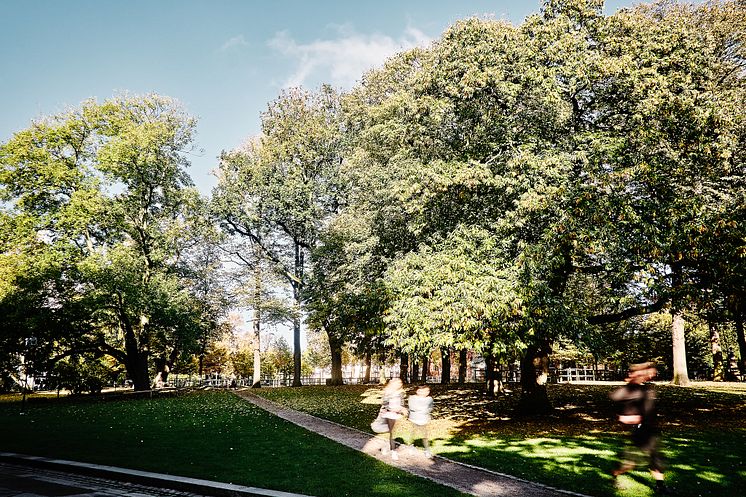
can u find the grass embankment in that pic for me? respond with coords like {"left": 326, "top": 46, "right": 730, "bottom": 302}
{"left": 0, "top": 390, "right": 467, "bottom": 497}
{"left": 254, "top": 382, "right": 746, "bottom": 497}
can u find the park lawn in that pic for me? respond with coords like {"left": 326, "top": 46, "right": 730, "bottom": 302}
{"left": 0, "top": 390, "right": 468, "bottom": 497}
{"left": 253, "top": 383, "right": 746, "bottom": 497}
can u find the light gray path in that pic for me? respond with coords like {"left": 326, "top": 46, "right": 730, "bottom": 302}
{"left": 0, "top": 455, "right": 311, "bottom": 497}
{"left": 235, "top": 391, "right": 591, "bottom": 497}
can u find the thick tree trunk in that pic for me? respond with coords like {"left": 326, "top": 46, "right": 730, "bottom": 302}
{"left": 440, "top": 348, "right": 451, "bottom": 384}
{"left": 121, "top": 313, "right": 150, "bottom": 391}
{"left": 458, "top": 349, "right": 467, "bottom": 383}
{"left": 671, "top": 310, "right": 690, "bottom": 386}
{"left": 412, "top": 360, "right": 420, "bottom": 384}
{"left": 709, "top": 321, "right": 724, "bottom": 382}
{"left": 328, "top": 332, "right": 344, "bottom": 385}
{"left": 518, "top": 343, "right": 552, "bottom": 414}
{"left": 400, "top": 352, "right": 409, "bottom": 383}
{"left": 735, "top": 310, "right": 746, "bottom": 376}
{"left": 421, "top": 355, "right": 429, "bottom": 382}
{"left": 127, "top": 351, "right": 150, "bottom": 391}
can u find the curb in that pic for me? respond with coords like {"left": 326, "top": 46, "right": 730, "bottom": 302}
{"left": 0, "top": 452, "right": 313, "bottom": 497}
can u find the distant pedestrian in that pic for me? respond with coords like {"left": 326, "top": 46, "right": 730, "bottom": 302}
{"left": 380, "top": 378, "right": 406, "bottom": 460}
{"left": 609, "top": 362, "right": 670, "bottom": 494}
{"left": 408, "top": 384, "right": 434, "bottom": 458}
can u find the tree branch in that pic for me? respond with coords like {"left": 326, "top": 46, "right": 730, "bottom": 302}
{"left": 587, "top": 297, "right": 670, "bottom": 325}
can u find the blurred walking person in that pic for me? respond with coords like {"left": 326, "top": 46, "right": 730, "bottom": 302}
{"left": 381, "top": 378, "right": 406, "bottom": 460}
{"left": 609, "top": 362, "right": 670, "bottom": 494}
{"left": 408, "top": 384, "right": 434, "bottom": 458}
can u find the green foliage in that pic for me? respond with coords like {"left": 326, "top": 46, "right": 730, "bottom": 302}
{"left": 0, "top": 94, "right": 223, "bottom": 390}
{"left": 213, "top": 86, "right": 346, "bottom": 385}
{"left": 261, "top": 335, "right": 293, "bottom": 378}
{"left": 300, "top": 0, "right": 746, "bottom": 399}
{"left": 48, "top": 354, "right": 120, "bottom": 394}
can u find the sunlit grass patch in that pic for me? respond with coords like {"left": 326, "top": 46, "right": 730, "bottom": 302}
{"left": 253, "top": 382, "right": 746, "bottom": 497}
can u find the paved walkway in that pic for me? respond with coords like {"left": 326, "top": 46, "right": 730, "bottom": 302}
{"left": 234, "top": 391, "right": 589, "bottom": 497}
{"left": 0, "top": 455, "right": 310, "bottom": 497}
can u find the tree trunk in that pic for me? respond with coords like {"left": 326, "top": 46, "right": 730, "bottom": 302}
{"left": 735, "top": 309, "right": 746, "bottom": 376}
{"left": 121, "top": 314, "right": 150, "bottom": 391}
{"left": 458, "top": 349, "right": 467, "bottom": 384}
{"left": 328, "top": 332, "right": 344, "bottom": 385}
{"left": 412, "top": 360, "right": 420, "bottom": 384}
{"left": 252, "top": 307, "right": 262, "bottom": 388}
{"left": 292, "top": 243, "right": 303, "bottom": 387}
{"left": 709, "top": 321, "right": 724, "bottom": 382}
{"left": 363, "top": 352, "right": 371, "bottom": 383}
{"left": 518, "top": 343, "right": 552, "bottom": 414}
{"left": 671, "top": 310, "right": 690, "bottom": 386}
{"left": 421, "top": 355, "right": 429, "bottom": 382}
{"left": 440, "top": 348, "right": 451, "bottom": 384}
{"left": 400, "top": 352, "right": 409, "bottom": 383}
{"left": 127, "top": 351, "right": 150, "bottom": 391}
{"left": 495, "top": 355, "right": 504, "bottom": 395}
{"left": 485, "top": 354, "right": 495, "bottom": 397}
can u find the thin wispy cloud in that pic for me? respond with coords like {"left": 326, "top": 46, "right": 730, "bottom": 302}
{"left": 268, "top": 24, "right": 431, "bottom": 89}
{"left": 220, "top": 34, "right": 249, "bottom": 52}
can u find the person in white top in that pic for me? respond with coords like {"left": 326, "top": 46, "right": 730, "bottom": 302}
{"left": 380, "top": 378, "right": 406, "bottom": 459}
{"left": 408, "top": 384, "right": 434, "bottom": 458}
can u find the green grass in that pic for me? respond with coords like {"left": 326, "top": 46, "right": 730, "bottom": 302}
{"left": 254, "top": 383, "right": 746, "bottom": 497}
{"left": 0, "top": 390, "right": 468, "bottom": 497}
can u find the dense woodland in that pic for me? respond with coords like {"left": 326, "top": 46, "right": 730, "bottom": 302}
{"left": 1, "top": 0, "right": 745, "bottom": 413}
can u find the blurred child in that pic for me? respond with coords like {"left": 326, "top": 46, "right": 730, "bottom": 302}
{"left": 408, "top": 384, "right": 434, "bottom": 458}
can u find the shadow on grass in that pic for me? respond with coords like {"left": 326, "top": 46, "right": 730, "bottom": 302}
{"left": 254, "top": 382, "right": 746, "bottom": 497}
{"left": 441, "top": 425, "right": 745, "bottom": 497}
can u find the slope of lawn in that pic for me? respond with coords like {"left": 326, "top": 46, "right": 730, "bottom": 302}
{"left": 0, "top": 390, "right": 468, "bottom": 497}
{"left": 253, "top": 382, "right": 746, "bottom": 497}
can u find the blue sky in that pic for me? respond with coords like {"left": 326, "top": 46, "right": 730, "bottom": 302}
{"left": 3, "top": 0, "right": 645, "bottom": 196}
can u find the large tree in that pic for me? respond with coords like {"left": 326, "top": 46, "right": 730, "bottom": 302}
{"left": 0, "top": 94, "right": 214, "bottom": 390}
{"left": 213, "top": 86, "right": 345, "bottom": 386}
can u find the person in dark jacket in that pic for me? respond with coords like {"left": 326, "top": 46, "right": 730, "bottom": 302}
{"left": 610, "top": 362, "right": 670, "bottom": 494}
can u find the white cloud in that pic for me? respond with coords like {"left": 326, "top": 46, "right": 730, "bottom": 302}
{"left": 220, "top": 34, "right": 249, "bottom": 52}
{"left": 268, "top": 24, "right": 431, "bottom": 89}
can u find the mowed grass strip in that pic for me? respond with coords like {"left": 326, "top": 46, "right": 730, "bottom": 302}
{"left": 0, "top": 390, "right": 468, "bottom": 497}
{"left": 254, "top": 383, "right": 746, "bottom": 497}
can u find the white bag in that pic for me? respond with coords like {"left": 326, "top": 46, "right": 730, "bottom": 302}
{"left": 370, "top": 415, "right": 389, "bottom": 433}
